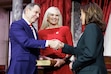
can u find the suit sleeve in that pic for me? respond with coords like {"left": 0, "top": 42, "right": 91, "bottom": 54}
{"left": 10, "top": 22, "right": 46, "bottom": 49}
{"left": 62, "top": 44, "right": 82, "bottom": 55}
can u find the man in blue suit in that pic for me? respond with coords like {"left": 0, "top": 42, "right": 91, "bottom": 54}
{"left": 7, "top": 3, "right": 60, "bottom": 74}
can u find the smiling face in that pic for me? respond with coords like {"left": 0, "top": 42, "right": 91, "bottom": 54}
{"left": 25, "top": 5, "right": 41, "bottom": 23}
{"left": 47, "top": 9, "right": 59, "bottom": 25}
{"left": 80, "top": 9, "right": 86, "bottom": 25}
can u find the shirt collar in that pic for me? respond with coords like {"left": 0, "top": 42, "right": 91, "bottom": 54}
{"left": 22, "top": 15, "right": 31, "bottom": 26}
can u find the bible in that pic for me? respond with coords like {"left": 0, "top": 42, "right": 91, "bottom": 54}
{"left": 36, "top": 56, "right": 57, "bottom": 66}
{"left": 36, "top": 59, "right": 57, "bottom": 66}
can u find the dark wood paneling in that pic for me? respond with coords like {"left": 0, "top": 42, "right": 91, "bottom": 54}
{"left": 0, "top": 65, "right": 5, "bottom": 74}
{"left": 104, "top": 56, "right": 111, "bottom": 74}
{"left": 0, "top": 0, "right": 31, "bottom": 11}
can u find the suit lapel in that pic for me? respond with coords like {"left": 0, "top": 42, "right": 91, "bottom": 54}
{"left": 21, "top": 19, "right": 35, "bottom": 38}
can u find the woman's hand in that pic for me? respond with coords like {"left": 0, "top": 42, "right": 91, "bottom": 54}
{"left": 54, "top": 58, "right": 65, "bottom": 67}
{"left": 69, "top": 61, "right": 73, "bottom": 69}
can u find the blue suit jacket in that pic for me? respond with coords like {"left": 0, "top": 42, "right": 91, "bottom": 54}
{"left": 7, "top": 19, "right": 46, "bottom": 74}
{"left": 62, "top": 23, "right": 107, "bottom": 74}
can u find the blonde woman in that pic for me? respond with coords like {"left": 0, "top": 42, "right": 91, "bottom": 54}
{"left": 38, "top": 7, "right": 73, "bottom": 74}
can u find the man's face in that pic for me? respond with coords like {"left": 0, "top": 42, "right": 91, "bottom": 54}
{"left": 26, "top": 5, "right": 41, "bottom": 23}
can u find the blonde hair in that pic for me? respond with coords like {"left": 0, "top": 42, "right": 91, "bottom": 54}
{"left": 40, "top": 6, "right": 62, "bottom": 30}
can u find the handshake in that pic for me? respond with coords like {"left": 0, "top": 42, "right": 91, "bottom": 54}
{"left": 47, "top": 39, "right": 64, "bottom": 50}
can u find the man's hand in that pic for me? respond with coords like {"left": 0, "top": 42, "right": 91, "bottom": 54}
{"left": 48, "top": 39, "right": 62, "bottom": 49}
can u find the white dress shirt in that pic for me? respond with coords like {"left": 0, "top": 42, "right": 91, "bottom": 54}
{"left": 23, "top": 17, "right": 37, "bottom": 39}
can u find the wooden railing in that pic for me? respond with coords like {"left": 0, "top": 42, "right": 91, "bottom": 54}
{"left": 104, "top": 56, "right": 111, "bottom": 74}
{"left": 0, "top": 65, "right": 5, "bottom": 74}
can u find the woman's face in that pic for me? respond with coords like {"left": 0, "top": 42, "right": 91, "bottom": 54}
{"left": 47, "top": 9, "right": 59, "bottom": 25}
{"left": 80, "top": 9, "right": 86, "bottom": 25}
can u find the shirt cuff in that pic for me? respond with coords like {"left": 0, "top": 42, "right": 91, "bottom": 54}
{"left": 45, "top": 40, "right": 49, "bottom": 47}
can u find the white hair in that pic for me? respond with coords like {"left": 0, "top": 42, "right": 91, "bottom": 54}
{"left": 40, "top": 6, "right": 62, "bottom": 30}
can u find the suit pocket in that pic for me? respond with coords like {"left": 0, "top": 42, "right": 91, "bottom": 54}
{"left": 16, "top": 53, "right": 29, "bottom": 61}
{"left": 80, "top": 65, "right": 98, "bottom": 72}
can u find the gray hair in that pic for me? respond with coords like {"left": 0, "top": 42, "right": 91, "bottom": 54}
{"left": 24, "top": 3, "right": 40, "bottom": 13}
